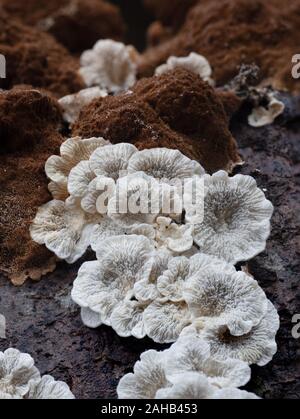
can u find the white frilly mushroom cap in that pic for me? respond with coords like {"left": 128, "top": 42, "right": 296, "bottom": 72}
{"left": 127, "top": 148, "right": 205, "bottom": 184}
{"left": 156, "top": 373, "right": 259, "bottom": 399}
{"left": 0, "top": 349, "right": 74, "bottom": 399}
{"left": 155, "top": 52, "right": 214, "bottom": 86}
{"left": 155, "top": 217, "right": 194, "bottom": 254}
{"left": 59, "top": 87, "right": 107, "bottom": 125}
{"left": 89, "top": 143, "right": 137, "bottom": 180}
{"left": 117, "top": 350, "right": 169, "bottom": 399}
{"left": 183, "top": 270, "right": 269, "bottom": 336}
{"left": 192, "top": 171, "right": 274, "bottom": 264}
{"left": 30, "top": 198, "right": 100, "bottom": 263}
{"left": 46, "top": 136, "right": 109, "bottom": 200}
{"left": 182, "top": 301, "right": 279, "bottom": 366}
{"left": 248, "top": 93, "right": 285, "bottom": 128}
{"left": 0, "top": 349, "right": 40, "bottom": 399}
{"left": 71, "top": 235, "right": 154, "bottom": 330}
{"left": 164, "top": 335, "right": 251, "bottom": 389}
{"left": 156, "top": 256, "right": 190, "bottom": 302}
{"left": 0, "top": 314, "right": 5, "bottom": 339}
{"left": 79, "top": 40, "right": 138, "bottom": 93}
{"left": 27, "top": 375, "right": 75, "bottom": 400}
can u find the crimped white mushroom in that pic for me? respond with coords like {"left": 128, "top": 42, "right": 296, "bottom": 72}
{"left": 127, "top": 148, "right": 205, "bottom": 184}
{"left": 79, "top": 40, "right": 138, "bottom": 93}
{"left": 183, "top": 270, "right": 268, "bottom": 336}
{"left": 164, "top": 336, "right": 251, "bottom": 389}
{"left": 59, "top": 87, "right": 107, "bottom": 125}
{"left": 68, "top": 160, "right": 95, "bottom": 198}
{"left": 89, "top": 143, "right": 137, "bottom": 180}
{"left": 46, "top": 136, "right": 109, "bottom": 199}
{"left": 117, "top": 350, "right": 169, "bottom": 399}
{"left": 155, "top": 217, "right": 194, "bottom": 254}
{"left": 155, "top": 52, "right": 214, "bottom": 86}
{"left": 192, "top": 171, "right": 274, "bottom": 264}
{"left": 248, "top": 93, "right": 285, "bottom": 128}
{"left": 183, "top": 301, "right": 279, "bottom": 366}
{"left": 27, "top": 375, "right": 75, "bottom": 399}
{"left": 156, "top": 256, "right": 190, "bottom": 302}
{"left": 110, "top": 300, "right": 147, "bottom": 339}
{"left": 30, "top": 198, "right": 100, "bottom": 263}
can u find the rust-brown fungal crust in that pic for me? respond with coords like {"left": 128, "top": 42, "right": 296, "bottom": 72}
{"left": 140, "top": 0, "right": 300, "bottom": 93}
{"left": 0, "top": 0, "right": 126, "bottom": 54}
{"left": 73, "top": 68, "right": 241, "bottom": 174}
{"left": 0, "top": 87, "right": 64, "bottom": 285}
{"left": 0, "top": 11, "right": 84, "bottom": 97}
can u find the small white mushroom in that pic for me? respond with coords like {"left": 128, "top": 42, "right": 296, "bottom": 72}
{"left": 68, "top": 160, "right": 95, "bottom": 198}
{"left": 155, "top": 217, "right": 194, "bottom": 254}
{"left": 127, "top": 148, "right": 205, "bottom": 184}
{"left": 59, "top": 87, "right": 107, "bottom": 125}
{"left": 143, "top": 301, "right": 192, "bottom": 343}
{"left": 164, "top": 335, "right": 251, "bottom": 389}
{"left": 80, "top": 307, "right": 102, "bottom": 329}
{"left": 156, "top": 256, "right": 190, "bottom": 302}
{"left": 192, "top": 171, "right": 274, "bottom": 264}
{"left": 71, "top": 235, "right": 155, "bottom": 328}
{"left": 79, "top": 40, "right": 138, "bottom": 93}
{"left": 30, "top": 199, "right": 100, "bottom": 263}
{"left": 110, "top": 300, "right": 147, "bottom": 339}
{"left": 248, "top": 93, "right": 285, "bottom": 127}
{"left": 27, "top": 375, "right": 75, "bottom": 399}
{"left": 155, "top": 52, "right": 214, "bottom": 86}
{"left": 183, "top": 270, "right": 268, "bottom": 336}
{"left": 45, "top": 136, "right": 109, "bottom": 199}
{"left": 117, "top": 350, "right": 169, "bottom": 399}
{"left": 89, "top": 143, "right": 137, "bottom": 180}
{"left": 183, "top": 301, "right": 279, "bottom": 366}
{"left": 0, "top": 349, "right": 40, "bottom": 399}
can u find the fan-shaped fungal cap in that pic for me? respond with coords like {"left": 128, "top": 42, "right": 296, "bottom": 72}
{"left": 156, "top": 373, "right": 259, "bottom": 399}
{"left": 183, "top": 270, "right": 268, "bottom": 336}
{"left": 165, "top": 336, "right": 251, "bottom": 389}
{"left": 183, "top": 301, "right": 279, "bottom": 366}
{"left": 0, "top": 349, "right": 40, "bottom": 399}
{"left": 248, "top": 93, "right": 285, "bottom": 127}
{"left": 59, "top": 87, "right": 107, "bottom": 125}
{"left": 155, "top": 217, "right": 194, "bottom": 254}
{"left": 107, "top": 172, "right": 161, "bottom": 227}
{"left": 46, "top": 136, "right": 109, "bottom": 199}
{"left": 90, "top": 143, "right": 137, "bottom": 180}
{"left": 81, "top": 177, "right": 116, "bottom": 215}
{"left": 30, "top": 199, "right": 100, "bottom": 263}
{"left": 192, "top": 171, "right": 274, "bottom": 264}
{"left": 110, "top": 300, "right": 147, "bottom": 339}
{"left": 156, "top": 256, "right": 190, "bottom": 302}
{"left": 80, "top": 307, "right": 102, "bottom": 329}
{"left": 0, "top": 314, "right": 5, "bottom": 339}
{"left": 143, "top": 301, "right": 192, "bottom": 343}
{"left": 27, "top": 375, "right": 75, "bottom": 399}
{"left": 68, "top": 160, "right": 95, "bottom": 198}
{"left": 155, "top": 53, "right": 214, "bottom": 86}
{"left": 72, "top": 236, "right": 154, "bottom": 327}
{"left": 79, "top": 40, "right": 138, "bottom": 93}
{"left": 117, "top": 349, "right": 169, "bottom": 399}
{"left": 127, "top": 148, "right": 205, "bottom": 183}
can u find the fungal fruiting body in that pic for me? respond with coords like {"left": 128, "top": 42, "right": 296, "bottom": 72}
{"left": 0, "top": 349, "right": 74, "bottom": 399}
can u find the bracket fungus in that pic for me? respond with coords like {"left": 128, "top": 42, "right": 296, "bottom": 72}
{"left": 155, "top": 52, "right": 214, "bottom": 86}
{"left": 79, "top": 40, "right": 138, "bottom": 93}
{"left": 0, "top": 349, "right": 74, "bottom": 399}
{"left": 248, "top": 93, "right": 285, "bottom": 127}
{"left": 192, "top": 171, "right": 274, "bottom": 264}
{"left": 59, "top": 87, "right": 108, "bottom": 125}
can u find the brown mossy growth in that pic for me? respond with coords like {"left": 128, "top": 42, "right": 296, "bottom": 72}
{"left": 0, "top": 0, "right": 126, "bottom": 54}
{"left": 0, "top": 88, "right": 64, "bottom": 285}
{"left": 140, "top": 0, "right": 300, "bottom": 93}
{"left": 144, "top": 0, "right": 197, "bottom": 30}
{"left": 73, "top": 68, "right": 241, "bottom": 173}
{"left": 0, "top": 12, "right": 84, "bottom": 97}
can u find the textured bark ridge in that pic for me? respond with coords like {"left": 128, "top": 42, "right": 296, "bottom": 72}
{"left": 1, "top": 93, "right": 299, "bottom": 399}
{"left": 0, "top": 0, "right": 126, "bottom": 54}
{"left": 0, "top": 87, "right": 64, "bottom": 285}
{"left": 73, "top": 68, "right": 241, "bottom": 174}
{"left": 140, "top": 0, "right": 300, "bottom": 93}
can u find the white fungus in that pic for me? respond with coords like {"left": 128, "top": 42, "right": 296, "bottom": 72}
{"left": 192, "top": 171, "right": 274, "bottom": 264}
{"left": 59, "top": 87, "right": 107, "bottom": 125}
{"left": 248, "top": 93, "right": 285, "bottom": 127}
{"left": 0, "top": 348, "right": 74, "bottom": 399}
{"left": 155, "top": 217, "right": 194, "bottom": 254}
{"left": 79, "top": 40, "right": 138, "bottom": 93}
{"left": 127, "top": 148, "right": 205, "bottom": 184}
{"left": 155, "top": 52, "right": 214, "bottom": 86}
{"left": 156, "top": 256, "right": 190, "bottom": 302}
